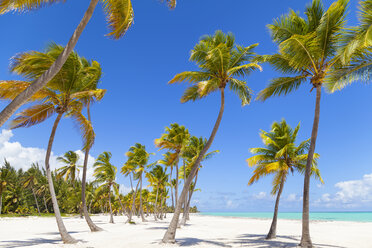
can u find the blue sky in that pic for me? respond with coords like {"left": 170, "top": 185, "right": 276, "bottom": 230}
{"left": 0, "top": 0, "right": 371, "bottom": 212}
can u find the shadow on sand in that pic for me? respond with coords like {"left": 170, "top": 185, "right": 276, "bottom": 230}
{"left": 0, "top": 233, "right": 85, "bottom": 248}
{"left": 233, "top": 234, "right": 347, "bottom": 248}
{"left": 177, "top": 237, "right": 232, "bottom": 247}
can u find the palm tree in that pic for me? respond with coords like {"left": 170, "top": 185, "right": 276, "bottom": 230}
{"left": 0, "top": 0, "right": 178, "bottom": 127}
{"left": 147, "top": 165, "right": 168, "bottom": 221}
{"left": 256, "top": 1, "right": 348, "bottom": 246}
{"left": 158, "top": 152, "right": 178, "bottom": 208}
{"left": 23, "top": 163, "right": 43, "bottom": 216}
{"left": 125, "top": 143, "right": 154, "bottom": 222}
{"left": 180, "top": 136, "right": 218, "bottom": 225}
{"left": 247, "top": 120, "right": 323, "bottom": 239}
{"left": 56, "top": 151, "right": 81, "bottom": 187}
{"left": 155, "top": 123, "right": 190, "bottom": 207}
{"left": 326, "top": 0, "right": 372, "bottom": 91}
{"left": 93, "top": 151, "right": 117, "bottom": 223}
{"left": 121, "top": 162, "right": 138, "bottom": 222}
{"left": 0, "top": 159, "right": 13, "bottom": 215}
{"left": 78, "top": 71, "right": 106, "bottom": 231}
{"left": 162, "top": 30, "right": 261, "bottom": 243}
{"left": 0, "top": 45, "right": 102, "bottom": 243}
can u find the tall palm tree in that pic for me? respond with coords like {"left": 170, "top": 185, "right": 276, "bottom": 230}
{"left": 125, "top": 143, "right": 153, "bottom": 222}
{"left": 247, "top": 120, "right": 323, "bottom": 239}
{"left": 256, "top": 1, "right": 348, "bottom": 246}
{"left": 78, "top": 67, "right": 106, "bottom": 231}
{"left": 0, "top": 0, "right": 135, "bottom": 127}
{"left": 0, "top": 0, "right": 177, "bottom": 127}
{"left": 155, "top": 123, "right": 190, "bottom": 207}
{"left": 56, "top": 151, "right": 81, "bottom": 187}
{"left": 162, "top": 30, "right": 261, "bottom": 243}
{"left": 0, "top": 44, "right": 101, "bottom": 243}
{"left": 93, "top": 151, "right": 117, "bottom": 223}
{"left": 23, "top": 163, "right": 43, "bottom": 216}
{"left": 0, "top": 159, "right": 13, "bottom": 215}
{"left": 326, "top": 0, "right": 372, "bottom": 91}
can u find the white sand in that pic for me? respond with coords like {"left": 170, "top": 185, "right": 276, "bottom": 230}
{"left": 0, "top": 214, "right": 371, "bottom": 248}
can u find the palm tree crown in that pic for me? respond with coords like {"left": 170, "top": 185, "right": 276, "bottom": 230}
{"left": 170, "top": 30, "right": 261, "bottom": 105}
{"left": 248, "top": 120, "right": 323, "bottom": 193}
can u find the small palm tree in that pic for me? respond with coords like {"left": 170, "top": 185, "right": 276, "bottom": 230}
{"left": 158, "top": 152, "right": 177, "bottom": 208}
{"left": 162, "top": 30, "right": 261, "bottom": 243}
{"left": 155, "top": 123, "right": 190, "bottom": 208}
{"left": 247, "top": 120, "right": 323, "bottom": 240}
{"left": 125, "top": 143, "right": 154, "bottom": 222}
{"left": 23, "top": 163, "right": 43, "bottom": 216}
{"left": 0, "top": 44, "right": 102, "bottom": 243}
{"left": 326, "top": 0, "right": 372, "bottom": 91}
{"left": 146, "top": 165, "right": 168, "bottom": 221}
{"left": 56, "top": 151, "right": 81, "bottom": 187}
{"left": 256, "top": 1, "right": 348, "bottom": 246}
{"left": 93, "top": 151, "right": 117, "bottom": 223}
{"left": 121, "top": 161, "right": 138, "bottom": 222}
{"left": 0, "top": 0, "right": 176, "bottom": 127}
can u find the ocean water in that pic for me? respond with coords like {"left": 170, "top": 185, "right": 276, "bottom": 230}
{"left": 200, "top": 212, "right": 372, "bottom": 222}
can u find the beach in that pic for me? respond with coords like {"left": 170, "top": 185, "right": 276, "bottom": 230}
{"left": 0, "top": 214, "right": 371, "bottom": 248}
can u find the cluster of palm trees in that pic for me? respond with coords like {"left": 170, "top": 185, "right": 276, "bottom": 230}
{"left": 0, "top": 0, "right": 370, "bottom": 247}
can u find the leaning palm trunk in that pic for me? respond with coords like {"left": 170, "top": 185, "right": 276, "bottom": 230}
{"left": 0, "top": 0, "right": 99, "bottom": 128}
{"left": 175, "top": 158, "right": 179, "bottom": 206}
{"left": 45, "top": 113, "right": 77, "bottom": 244}
{"left": 139, "top": 174, "right": 146, "bottom": 222}
{"left": 81, "top": 104, "right": 103, "bottom": 231}
{"left": 162, "top": 88, "right": 225, "bottom": 243}
{"left": 154, "top": 186, "right": 159, "bottom": 221}
{"left": 32, "top": 188, "right": 41, "bottom": 216}
{"left": 300, "top": 85, "right": 321, "bottom": 248}
{"left": 170, "top": 167, "right": 174, "bottom": 209}
{"left": 266, "top": 179, "right": 285, "bottom": 239}
{"left": 127, "top": 179, "right": 139, "bottom": 223}
{"left": 108, "top": 185, "right": 114, "bottom": 223}
{"left": 43, "top": 195, "right": 48, "bottom": 213}
{"left": 180, "top": 161, "right": 188, "bottom": 226}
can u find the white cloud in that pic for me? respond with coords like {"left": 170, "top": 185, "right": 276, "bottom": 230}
{"left": 253, "top": 191, "right": 267, "bottom": 200}
{"left": 314, "top": 173, "right": 372, "bottom": 208}
{"left": 286, "top": 193, "right": 302, "bottom": 202}
{"left": 0, "top": 129, "right": 96, "bottom": 181}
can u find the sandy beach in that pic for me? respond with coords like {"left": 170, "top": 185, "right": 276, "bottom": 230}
{"left": 0, "top": 214, "right": 371, "bottom": 248}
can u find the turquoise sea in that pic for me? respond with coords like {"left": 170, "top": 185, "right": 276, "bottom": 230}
{"left": 200, "top": 212, "right": 372, "bottom": 222}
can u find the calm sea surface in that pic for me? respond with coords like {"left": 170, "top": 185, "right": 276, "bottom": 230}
{"left": 200, "top": 212, "right": 372, "bottom": 222}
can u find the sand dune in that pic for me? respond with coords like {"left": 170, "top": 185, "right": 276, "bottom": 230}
{"left": 0, "top": 214, "right": 371, "bottom": 248}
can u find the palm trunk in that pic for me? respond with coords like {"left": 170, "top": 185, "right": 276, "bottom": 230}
{"left": 0, "top": 0, "right": 99, "bottom": 128}
{"left": 300, "top": 84, "right": 321, "bottom": 248}
{"left": 127, "top": 179, "right": 140, "bottom": 223}
{"left": 32, "top": 187, "right": 41, "bottom": 216}
{"left": 139, "top": 173, "right": 146, "bottom": 222}
{"left": 45, "top": 113, "right": 77, "bottom": 244}
{"left": 175, "top": 159, "right": 179, "bottom": 207}
{"left": 180, "top": 161, "right": 188, "bottom": 225}
{"left": 266, "top": 178, "right": 285, "bottom": 239}
{"left": 43, "top": 195, "right": 48, "bottom": 213}
{"left": 81, "top": 104, "right": 102, "bottom": 231}
{"left": 154, "top": 186, "right": 159, "bottom": 221}
{"left": 0, "top": 193, "right": 2, "bottom": 215}
{"left": 185, "top": 171, "right": 198, "bottom": 222}
{"left": 170, "top": 167, "right": 174, "bottom": 209}
{"left": 162, "top": 88, "right": 225, "bottom": 243}
{"left": 108, "top": 184, "right": 114, "bottom": 223}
